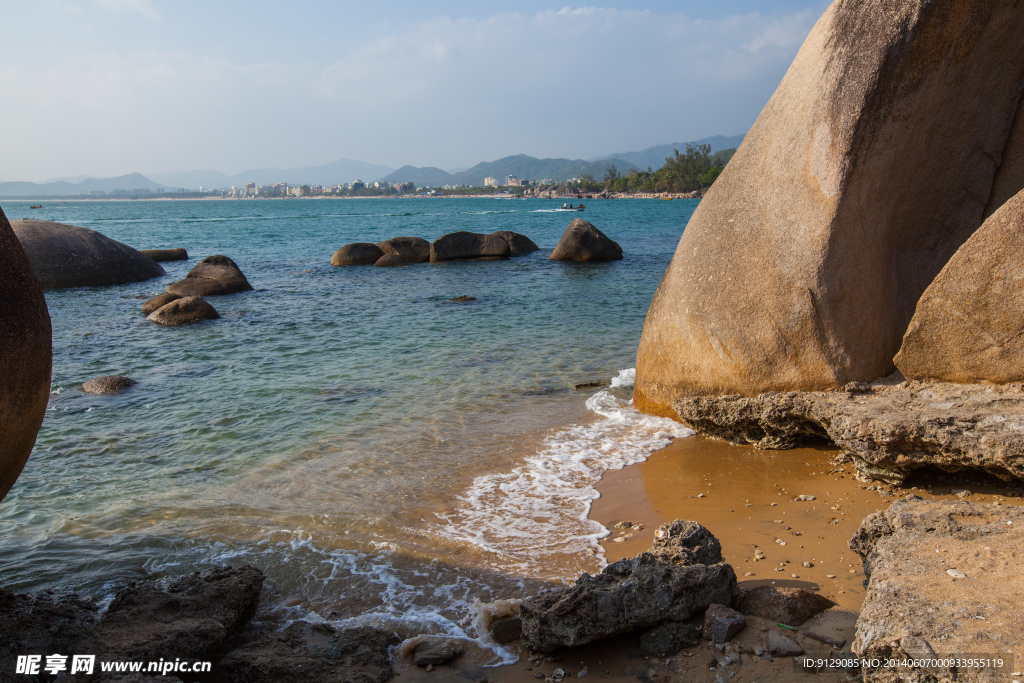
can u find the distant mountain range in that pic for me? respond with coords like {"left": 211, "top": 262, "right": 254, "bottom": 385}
{"left": 0, "top": 134, "right": 746, "bottom": 197}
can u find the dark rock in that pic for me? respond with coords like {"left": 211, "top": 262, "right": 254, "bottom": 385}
{"left": 81, "top": 375, "right": 136, "bottom": 394}
{"left": 374, "top": 254, "right": 406, "bottom": 267}
{"left": 800, "top": 607, "right": 857, "bottom": 649}
{"left": 79, "top": 565, "right": 264, "bottom": 661}
{"left": 702, "top": 603, "right": 745, "bottom": 643}
{"left": 851, "top": 496, "right": 1024, "bottom": 680}
{"left": 519, "top": 554, "right": 736, "bottom": 652}
{"left": 430, "top": 231, "right": 510, "bottom": 262}
{"left": 218, "top": 622, "right": 395, "bottom": 683}
{"left": 450, "top": 295, "right": 476, "bottom": 302}
{"left": 733, "top": 586, "right": 835, "bottom": 627}
{"left": 639, "top": 621, "right": 701, "bottom": 657}
{"left": 492, "top": 230, "right": 540, "bottom": 256}
{"left": 765, "top": 630, "right": 804, "bottom": 657}
{"left": 11, "top": 219, "right": 165, "bottom": 289}
{"left": 0, "top": 589, "right": 98, "bottom": 676}
{"left": 548, "top": 219, "right": 622, "bottom": 262}
{"left": 141, "top": 292, "right": 182, "bottom": 315}
{"left": 332, "top": 243, "right": 384, "bottom": 266}
{"left": 140, "top": 248, "right": 188, "bottom": 262}
{"left": 573, "top": 380, "right": 609, "bottom": 391}
{"left": 490, "top": 616, "right": 522, "bottom": 643}
{"left": 649, "top": 520, "right": 723, "bottom": 566}
{"left": 673, "top": 381, "right": 1024, "bottom": 483}
{"left": 166, "top": 255, "right": 252, "bottom": 297}
{"left": 147, "top": 297, "right": 220, "bottom": 326}
{"left": 0, "top": 207, "right": 52, "bottom": 502}
{"left": 377, "top": 236, "right": 430, "bottom": 263}
{"left": 474, "top": 255, "right": 508, "bottom": 261}
{"left": 412, "top": 637, "right": 463, "bottom": 666}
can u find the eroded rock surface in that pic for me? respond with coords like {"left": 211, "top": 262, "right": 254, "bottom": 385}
{"left": 166, "top": 255, "right": 252, "bottom": 297}
{"left": 0, "top": 590, "right": 98, "bottom": 676}
{"left": 732, "top": 586, "right": 835, "bottom": 627}
{"left": 548, "top": 219, "right": 622, "bottom": 262}
{"left": 650, "top": 519, "right": 723, "bottom": 566}
{"left": 141, "top": 292, "right": 182, "bottom": 315}
{"left": 81, "top": 375, "right": 136, "bottom": 394}
{"left": 674, "top": 380, "right": 1024, "bottom": 483}
{"left": 851, "top": 496, "right": 1024, "bottom": 682}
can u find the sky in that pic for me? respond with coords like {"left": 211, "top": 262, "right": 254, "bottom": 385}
{"left": 1, "top": 0, "right": 831, "bottom": 181}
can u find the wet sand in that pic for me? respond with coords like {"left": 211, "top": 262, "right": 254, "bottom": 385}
{"left": 399, "top": 435, "right": 1024, "bottom": 682}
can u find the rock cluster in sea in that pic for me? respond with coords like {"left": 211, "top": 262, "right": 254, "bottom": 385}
{"left": 333, "top": 230, "right": 539, "bottom": 266}
{"left": 141, "top": 254, "right": 253, "bottom": 326}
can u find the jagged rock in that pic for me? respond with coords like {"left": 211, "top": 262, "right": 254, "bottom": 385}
{"left": 374, "top": 254, "right": 406, "bottom": 267}
{"left": 78, "top": 566, "right": 264, "bottom": 661}
{"left": 218, "top": 622, "right": 395, "bottom": 683}
{"left": 140, "top": 248, "right": 188, "bottom": 262}
{"left": 0, "top": 589, "right": 98, "bottom": 676}
{"left": 376, "top": 236, "right": 430, "bottom": 263}
{"left": 633, "top": 2, "right": 1024, "bottom": 416}
{"left": 702, "top": 603, "right": 745, "bottom": 643}
{"left": 519, "top": 554, "right": 736, "bottom": 652}
{"left": 489, "top": 616, "right": 522, "bottom": 643}
{"left": 733, "top": 586, "right": 835, "bottom": 627}
{"left": 674, "top": 380, "right": 1024, "bottom": 483}
{"left": 147, "top": 297, "right": 220, "bottom": 326}
{"left": 430, "top": 231, "right": 510, "bottom": 262}
{"left": 896, "top": 189, "right": 1024, "bottom": 383}
{"left": 851, "top": 496, "right": 1024, "bottom": 682}
{"left": 639, "top": 621, "right": 701, "bottom": 657}
{"left": 548, "top": 219, "right": 622, "bottom": 262}
{"left": 765, "top": 630, "right": 804, "bottom": 657}
{"left": 81, "top": 375, "right": 136, "bottom": 394}
{"left": 412, "top": 637, "right": 463, "bottom": 667}
{"left": 0, "top": 207, "right": 52, "bottom": 502}
{"left": 141, "top": 292, "right": 182, "bottom": 315}
{"left": 11, "top": 219, "right": 165, "bottom": 288}
{"left": 492, "top": 230, "right": 540, "bottom": 257}
{"left": 332, "top": 243, "right": 383, "bottom": 266}
{"left": 650, "top": 519, "right": 723, "bottom": 566}
{"left": 166, "top": 255, "right": 252, "bottom": 297}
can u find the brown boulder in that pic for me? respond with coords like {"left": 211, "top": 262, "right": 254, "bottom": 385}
{"left": 412, "top": 638, "right": 463, "bottom": 667}
{"left": 147, "top": 297, "right": 220, "bottom": 326}
{"left": 377, "top": 236, "right": 430, "bottom": 263}
{"left": 141, "top": 292, "right": 182, "bottom": 315}
{"left": 11, "top": 219, "right": 165, "bottom": 289}
{"left": 331, "top": 242, "right": 384, "bottom": 266}
{"left": 733, "top": 586, "right": 835, "bottom": 627}
{"left": 166, "top": 255, "right": 252, "bottom": 297}
{"left": 374, "top": 254, "right": 406, "bottom": 267}
{"left": 140, "top": 248, "right": 188, "bottom": 262}
{"left": 81, "top": 375, "right": 136, "bottom": 394}
{"left": 634, "top": 1, "right": 1024, "bottom": 416}
{"left": 0, "top": 207, "right": 52, "bottom": 502}
{"left": 895, "top": 189, "right": 1024, "bottom": 383}
{"left": 492, "top": 230, "right": 540, "bottom": 256}
{"left": 548, "top": 219, "right": 622, "bottom": 262}
{"left": 430, "top": 231, "right": 510, "bottom": 262}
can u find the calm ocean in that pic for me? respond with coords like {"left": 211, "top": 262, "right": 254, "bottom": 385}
{"left": 0, "top": 197, "right": 695, "bottom": 663}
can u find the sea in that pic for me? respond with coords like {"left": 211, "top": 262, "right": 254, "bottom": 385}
{"left": 0, "top": 197, "right": 696, "bottom": 664}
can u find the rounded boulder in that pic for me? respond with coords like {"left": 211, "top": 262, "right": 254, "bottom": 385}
{"left": 0, "top": 207, "right": 52, "bottom": 501}
{"left": 430, "top": 232, "right": 510, "bottom": 262}
{"left": 377, "top": 236, "right": 430, "bottom": 263}
{"left": 332, "top": 243, "right": 384, "bottom": 266}
{"left": 147, "top": 296, "right": 220, "bottom": 326}
{"left": 548, "top": 219, "right": 622, "bottom": 262}
{"left": 81, "top": 375, "right": 136, "bottom": 394}
{"left": 166, "top": 255, "right": 252, "bottom": 297}
{"left": 141, "top": 292, "right": 182, "bottom": 315}
{"left": 374, "top": 254, "right": 406, "bottom": 267}
{"left": 140, "top": 248, "right": 188, "bottom": 262}
{"left": 11, "top": 219, "right": 165, "bottom": 289}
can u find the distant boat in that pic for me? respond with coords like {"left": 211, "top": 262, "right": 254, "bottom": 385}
{"left": 29, "top": 205, "right": 42, "bottom": 209}
{"left": 662, "top": 197, "right": 673, "bottom": 201}
{"left": 556, "top": 205, "right": 585, "bottom": 212}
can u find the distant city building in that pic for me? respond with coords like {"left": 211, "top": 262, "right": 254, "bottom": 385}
{"left": 244, "top": 182, "right": 256, "bottom": 197}
{"left": 504, "top": 176, "right": 521, "bottom": 187}
{"left": 484, "top": 177, "right": 498, "bottom": 188}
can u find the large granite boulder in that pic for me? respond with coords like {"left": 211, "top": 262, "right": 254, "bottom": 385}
{"left": 166, "top": 255, "right": 252, "bottom": 297}
{"left": 851, "top": 497, "right": 1024, "bottom": 682}
{"left": 147, "top": 297, "right": 220, "bottom": 326}
{"left": 634, "top": 1, "right": 1024, "bottom": 416}
{"left": 492, "top": 230, "right": 540, "bottom": 257}
{"left": 377, "top": 236, "right": 430, "bottom": 263}
{"left": 11, "top": 219, "right": 165, "bottom": 289}
{"left": 430, "top": 231, "right": 510, "bottom": 262}
{"left": 548, "top": 219, "right": 622, "bottom": 262}
{"left": 0, "top": 208, "right": 52, "bottom": 502}
{"left": 332, "top": 243, "right": 384, "bottom": 266}
{"left": 895, "top": 189, "right": 1024, "bottom": 383}
{"left": 141, "top": 292, "right": 182, "bottom": 315}
{"left": 140, "top": 248, "right": 188, "bottom": 262}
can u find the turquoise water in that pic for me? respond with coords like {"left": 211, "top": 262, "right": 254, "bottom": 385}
{"left": 0, "top": 197, "right": 695, "bottom": 663}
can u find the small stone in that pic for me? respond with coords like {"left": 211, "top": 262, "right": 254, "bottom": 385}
{"left": 534, "top": 673, "right": 544, "bottom": 679}
{"left": 698, "top": 493, "right": 706, "bottom": 498}
{"left": 577, "top": 668, "right": 588, "bottom": 678}
{"left": 776, "top": 539, "right": 787, "bottom": 546}
{"left": 611, "top": 537, "right": 626, "bottom": 543}
{"left": 614, "top": 521, "right": 634, "bottom": 530}
{"left": 426, "top": 664, "right": 434, "bottom": 672}
{"left": 81, "top": 375, "right": 137, "bottom": 394}
{"left": 947, "top": 568, "right": 967, "bottom": 579}
{"left": 796, "top": 495, "right": 816, "bottom": 501}
{"left": 802, "top": 561, "right": 813, "bottom": 568}
{"left": 826, "top": 574, "right": 836, "bottom": 579}
{"left": 765, "top": 630, "right": 804, "bottom": 657}
{"left": 744, "top": 572, "right": 755, "bottom": 577}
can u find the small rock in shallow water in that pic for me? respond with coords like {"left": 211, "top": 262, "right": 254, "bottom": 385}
{"left": 450, "top": 295, "right": 476, "bottom": 302}
{"left": 81, "top": 375, "right": 136, "bottom": 394}
{"left": 413, "top": 638, "right": 463, "bottom": 667}
{"left": 802, "top": 561, "right": 813, "bottom": 568}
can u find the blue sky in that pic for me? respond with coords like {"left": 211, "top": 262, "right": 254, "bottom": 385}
{"left": 1, "top": 1, "right": 830, "bottom": 181}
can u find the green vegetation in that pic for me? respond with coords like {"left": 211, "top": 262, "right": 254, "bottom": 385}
{"left": 602, "top": 144, "right": 735, "bottom": 194}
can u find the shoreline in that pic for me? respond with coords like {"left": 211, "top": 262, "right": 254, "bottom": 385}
{"left": 0, "top": 193, "right": 700, "bottom": 203}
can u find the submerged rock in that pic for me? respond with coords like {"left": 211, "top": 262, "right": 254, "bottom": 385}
{"left": 733, "top": 586, "right": 835, "bottom": 627}
{"left": 332, "top": 242, "right": 384, "bottom": 266}
{"left": 851, "top": 496, "right": 1024, "bottom": 682}
{"left": 166, "top": 255, "right": 253, "bottom": 297}
{"left": 141, "top": 291, "right": 182, "bottom": 315}
{"left": 0, "top": 207, "right": 52, "bottom": 503}
{"left": 81, "top": 375, "right": 136, "bottom": 394}
{"left": 140, "top": 248, "right": 188, "bottom": 262}
{"left": 674, "top": 380, "right": 1024, "bottom": 483}
{"left": 147, "top": 296, "right": 220, "bottom": 326}
{"left": 633, "top": 1, "right": 1024, "bottom": 415}
{"left": 377, "top": 236, "right": 431, "bottom": 263}
{"left": 412, "top": 637, "right": 463, "bottom": 667}
{"left": 548, "top": 219, "right": 622, "bottom": 262}
{"left": 11, "top": 219, "right": 165, "bottom": 288}
{"left": 218, "top": 621, "right": 395, "bottom": 683}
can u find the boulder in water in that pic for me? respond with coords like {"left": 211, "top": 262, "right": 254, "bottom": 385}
{"left": 140, "top": 248, "right": 188, "bottom": 262}
{"left": 492, "top": 230, "right": 540, "bottom": 256}
{"left": 11, "top": 219, "right": 165, "bottom": 288}
{"left": 430, "top": 231, "right": 510, "bottom": 262}
{"left": 81, "top": 375, "right": 136, "bottom": 394}
{"left": 0, "top": 207, "right": 52, "bottom": 502}
{"left": 166, "top": 255, "right": 252, "bottom": 297}
{"left": 377, "top": 236, "right": 431, "bottom": 263}
{"left": 548, "top": 219, "right": 622, "bottom": 262}
{"left": 374, "top": 254, "right": 406, "bottom": 267}
{"left": 147, "top": 297, "right": 220, "bottom": 326}
{"left": 141, "top": 292, "right": 182, "bottom": 315}
{"left": 331, "top": 243, "right": 384, "bottom": 266}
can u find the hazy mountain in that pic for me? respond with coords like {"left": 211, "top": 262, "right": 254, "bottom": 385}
{"left": 147, "top": 158, "right": 395, "bottom": 190}
{"left": 591, "top": 134, "right": 746, "bottom": 170}
{"left": 383, "top": 155, "right": 640, "bottom": 187}
{"left": 0, "top": 173, "right": 170, "bottom": 198}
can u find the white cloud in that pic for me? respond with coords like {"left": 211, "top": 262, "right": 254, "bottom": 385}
{"left": 95, "top": 0, "right": 159, "bottom": 19}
